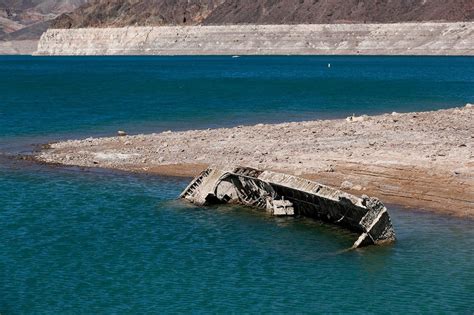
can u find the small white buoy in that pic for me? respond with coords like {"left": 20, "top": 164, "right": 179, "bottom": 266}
{"left": 328, "top": 63, "right": 331, "bottom": 68}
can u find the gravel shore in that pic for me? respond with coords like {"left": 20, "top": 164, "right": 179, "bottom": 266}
{"left": 36, "top": 105, "right": 474, "bottom": 217}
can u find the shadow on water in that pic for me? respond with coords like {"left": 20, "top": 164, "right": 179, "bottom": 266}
{"left": 162, "top": 199, "right": 386, "bottom": 257}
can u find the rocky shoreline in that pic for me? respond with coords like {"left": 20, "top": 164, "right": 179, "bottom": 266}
{"left": 35, "top": 105, "right": 474, "bottom": 217}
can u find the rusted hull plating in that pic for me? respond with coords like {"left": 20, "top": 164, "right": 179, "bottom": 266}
{"left": 180, "top": 167, "right": 395, "bottom": 248}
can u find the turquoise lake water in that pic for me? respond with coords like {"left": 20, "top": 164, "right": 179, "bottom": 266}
{"left": 1, "top": 56, "right": 473, "bottom": 313}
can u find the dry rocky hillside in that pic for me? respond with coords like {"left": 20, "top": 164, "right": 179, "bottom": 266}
{"left": 0, "top": 0, "right": 86, "bottom": 42}
{"left": 52, "top": 0, "right": 474, "bottom": 28}
{"left": 52, "top": 0, "right": 224, "bottom": 28}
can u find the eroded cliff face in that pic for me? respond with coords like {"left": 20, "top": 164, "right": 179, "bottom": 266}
{"left": 36, "top": 22, "right": 474, "bottom": 56}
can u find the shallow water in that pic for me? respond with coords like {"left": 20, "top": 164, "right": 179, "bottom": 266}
{"left": 1, "top": 158, "right": 473, "bottom": 313}
{"left": 0, "top": 56, "right": 473, "bottom": 313}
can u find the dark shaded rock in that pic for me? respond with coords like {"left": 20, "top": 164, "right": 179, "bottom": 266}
{"left": 51, "top": 0, "right": 474, "bottom": 29}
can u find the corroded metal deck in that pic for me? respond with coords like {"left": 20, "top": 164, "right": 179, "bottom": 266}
{"left": 180, "top": 167, "right": 395, "bottom": 248}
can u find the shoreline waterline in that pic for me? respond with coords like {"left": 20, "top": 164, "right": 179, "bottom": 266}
{"left": 33, "top": 106, "right": 474, "bottom": 218}
{"left": 27, "top": 159, "right": 474, "bottom": 219}
{"left": 6, "top": 152, "right": 471, "bottom": 220}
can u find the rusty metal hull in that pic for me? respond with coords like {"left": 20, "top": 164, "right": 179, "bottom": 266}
{"left": 180, "top": 167, "right": 395, "bottom": 248}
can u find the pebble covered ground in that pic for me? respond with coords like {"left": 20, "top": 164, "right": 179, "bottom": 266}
{"left": 37, "top": 105, "right": 474, "bottom": 217}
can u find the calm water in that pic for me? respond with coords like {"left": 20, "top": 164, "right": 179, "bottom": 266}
{"left": 1, "top": 56, "right": 473, "bottom": 313}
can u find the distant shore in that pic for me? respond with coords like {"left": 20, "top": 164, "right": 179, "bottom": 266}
{"left": 0, "top": 40, "right": 38, "bottom": 55}
{"left": 35, "top": 105, "right": 474, "bottom": 217}
{"left": 35, "top": 22, "right": 474, "bottom": 56}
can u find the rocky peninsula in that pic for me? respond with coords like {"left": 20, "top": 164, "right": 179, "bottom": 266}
{"left": 36, "top": 105, "right": 474, "bottom": 217}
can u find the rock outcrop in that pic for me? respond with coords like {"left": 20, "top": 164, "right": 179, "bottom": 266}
{"left": 35, "top": 22, "right": 474, "bottom": 55}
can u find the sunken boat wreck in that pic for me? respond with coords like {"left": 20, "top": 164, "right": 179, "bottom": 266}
{"left": 181, "top": 167, "right": 395, "bottom": 248}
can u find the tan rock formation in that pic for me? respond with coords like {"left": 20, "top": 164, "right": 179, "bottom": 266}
{"left": 35, "top": 22, "right": 474, "bottom": 56}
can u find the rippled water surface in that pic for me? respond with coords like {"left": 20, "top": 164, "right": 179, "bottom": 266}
{"left": 1, "top": 56, "right": 473, "bottom": 143}
{"left": 1, "top": 56, "right": 473, "bottom": 313}
{"left": 1, "top": 159, "right": 473, "bottom": 313}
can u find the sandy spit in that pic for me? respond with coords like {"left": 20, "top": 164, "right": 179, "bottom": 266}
{"left": 35, "top": 105, "right": 474, "bottom": 217}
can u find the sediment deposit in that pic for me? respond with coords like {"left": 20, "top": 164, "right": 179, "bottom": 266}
{"left": 35, "top": 22, "right": 474, "bottom": 56}
{"left": 36, "top": 105, "right": 474, "bottom": 217}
